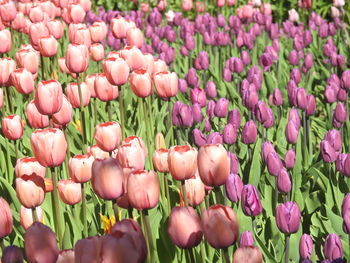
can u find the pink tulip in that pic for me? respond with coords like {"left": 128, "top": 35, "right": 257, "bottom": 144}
{"left": 20, "top": 206, "right": 44, "bottom": 229}
{"left": 0, "top": 1, "right": 16, "bottom": 23}
{"left": 152, "top": 148, "right": 169, "bottom": 173}
{"left": 154, "top": 71, "right": 179, "bottom": 98}
{"left": 130, "top": 69, "right": 152, "bottom": 98}
{"left": 86, "top": 144, "right": 110, "bottom": 159}
{"left": 0, "top": 198, "right": 13, "bottom": 238}
{"left": 152, "top": 59, "right": 168, "bottom": 77}
{"left": 168, "top": 145, "right": 198, "bottom": 181}
{"left": 52, "top": 95, "right": 73, "bottom": 126}
{"left": 117, "top": 136, "right": 147, "bottom": 170}
{"left": 16, "top": 174, "right": 45, "bottom": 209}
{"left": 68, "top": 3, "right": 86, "bottom": 23}
{"left": 26, "top": 100, "right": 49, "bottom": 129}
{"left": 70, "top": 27, "right": 91, "bottom": 48}
{"left": 94, "top": 121, "right": 122, "bottom": 152}
{"left": 85, "top": 73, "right": 97, "bottom": 98}
{"left": 185, "top": 172, "right": 205, "bottom": 206}
{"left": 40, "top": 1, "right": 56, "bottom": 19}
{"left": 25, "top": 222, "right": 59, "bottom": 263}
{"left": 74, "top": 236, "right": 102, "bottom": 263}
{"left": 127, "top": 170, "right": 160, "bottom": 210}
{"left": 89, "top": 21, "right": 107, "bottom": 43}
{"left": 0, "top": 29, "right": 11, "bottom": 53}
{"left": 110, "top": 17, "right": 136, "bottom": 39}
{"left": 29, "top": 22, "right": 49, "bottom": 50}
{"left": 46, "top": 19, "right": 64, "bottom": 39}
{"left": 69, "top": 154, "right": 94, "bottom": 183}
{"left": 58, "top": 179, "right": 82, "bottom": 205}
{"left": 216, "top": 0, "right": 225, "bottom": 7}
{"left": 90, "top": 43, "right": 104, "bottom": 61}
{"left": 30, "top": 128, "right": 67, "bottom": 167}
{"left": 16, "top": 48, "right": 39, "bottom": 75}
{"left": 65, "top": 44, "right": 89, "bottom": 74}
{"left": 66, "top": 82, "right": 91, "bottom": 108}
{"left": 103, "top": 57, "right": 130, "bottom": 86}
{"left": 56, "top": 250, "right": 75, "bottom": 263}
{"left": 94, "top": 73, "right": 119, "bottom": 101}
{"left": 0, "top": 88, "right": 3, "bottom": 108}
{"left": 2, "top": 115, "right": 24, "bottom": 140}
{"left": 28, "top": 5, "right": 46, "bottom": 23}
{"left": 182, "top": 0, "right": 193, "bottom": 11}
{"left": 15, "top": 157, "right": 46, "bottom": 178}
{"left": 12, "top": 12, "right": 27, "bottom": 32}
{"left": 35, "top": 80, "right": 63, "bottom": 115}
{"left": 126, "top": 28, "right": 144, "bottom": 48}
{"left": 91, "top": 158, "right": 124, "bottom": 200}
{"left": 11, "top": 68, "right": 34, "bottom": 94}
{"left": 38, "top": 35, "right": 58, "bottom": 57}
{"left": 120, "top": 46, "right": 146, "bottom": 71}
{"left": 0, "top": 58, "right": 16, "bottom": 86}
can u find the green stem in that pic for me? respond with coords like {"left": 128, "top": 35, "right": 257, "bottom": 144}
{"left": 140, "top": 98, "right": 153, "bottom": 169}
{"left": 77, "top": 74, "right": 87, "bottom": 148}
{"left": 142, "top": 210, "right": 155, "bottom": 263}
{"left": 284, "top": 235, "right": 290, "bottom": 263}
{"left": 168, "top": 100, "right": 175, "bottom": 146}
{"left": 302, "top": 111, "right": 308, "bottom": 168}
{"left": 6, "top": 87, "right": 13, "bottom": 114}
{"left": 222, "top": 248, "right": 230, "bottom": 263}
{"left": 93, "top": 98, "right": 98, "bottom": 128}
{"left": 14, "top": 140, "right": 18, "bottom": 159}
{"left": 140, "top": 210, "right": 150, "bottom": 262}
{"left": 180, "top": 180, "right": 188, "bottom": 206}
{"left": 215, "top": 187, "right": 223, "bottom": 204}
{"left": 127, "top": 207, "right": 133, "bottom": 219}
{"left": 0, "top": 238, "right": 4, "bottom": 252}
{"left": 50, "top": 167, "right": 63, "bottom": 248}
{"left": 164, "top": 174, "right": 171, "bottom": 215}
{"left": 40, "top": 55, "right": 45, "bottom": 80}
{"left": 107, "top": 100, "right": 112, "bottom": 121}
{"left": 189, "top": 247, "right": 196, "bottom": 263}
{"left": 200, "top": 242, "right": 207, "bottom": 263}
{"left": 81, "top": 183, "right": 88, "bottom": 238}
{"left": 118, "top": 86, "right": 125, "bottom": 139}
{"left": 32, "top": 207, "right": 38, "bottom": 222}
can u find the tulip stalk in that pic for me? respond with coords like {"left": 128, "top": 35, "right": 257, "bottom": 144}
{"left": 118, "top": 86, "right": 125, "bottom": 139}
{"left": 140, "top": 98, "right": 153, "bottom": 169}
{"left": 284, "top": 234, "right": 290, "bottom": 263}
{"left": 142, "top": 209, "right": 155, "bottom": 263}
{"left": 32, "top": 208, "right": 38, "bottom": 222}
{"left": 180, "top": 180, "right": 189, "bottom": 206}
{"left": 50, "top": 167, "right": 63, "bottom": 248}
{"left": 76, "top": 74, "right": 87, "bottom": 148}
{"left": 302, "top": 111, "right": 308, "bottom": 168}
{"left": 81, "top": 183, "right": 88, "bottom": 238}
{"left": 222, "top": 248, "right": 230, "bottom": 263}
{"left": 112, "top": 200, "right": 119, "bottom": 222}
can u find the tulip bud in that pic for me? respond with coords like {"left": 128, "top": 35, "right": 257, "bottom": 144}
{"left": 111, "top": 17, "right": 136, "bottom": 39}
{"left": 2, "top": 115, "right": 24, "bottom": 140}
{"left": 214, "top": 98, "right": 229, "bottom": 118}
{"left": 154, "top": 71, "right": 178, "bottom": 99}
{"left": 241, "top": 184, "right": 263, "bottom": 217}
{"left": 68, "top": 154, "right": 94, "bottom": 183}
{"left": 198, "top": 144, "right": 230, "bottom": 186}
{"left": 228, "top": 109, "right": 241, "bottom": 128}
{"left": 103, "top": 57, "right": 130, "bottom": 86}
{"left": 277, "top": 168, "right": 291, "bottom": 193}
{"left": 266, "top": 151, "right": 284, "bottom": 176}
{"left": 65, "top": 44, "right": 89, "bottom": 74}
{"left": 239, "top": 231, "right": 254, "bottom": 247}
{"left": 172, "top": 101, "right": 194, "bottom": 127}
{"left": 342, "top": 193, "right": 350, "bottom": 234}
{"left": 334, "top": 102, "right": 347, "bottom": 123}
{"left": 94, "top": 122, "right": 122, "bottom": 152}
{"left": 341, "top": 70, "right": 350, "bottom": 90}
{"left": 323, "top": 233, "right": 343, "bottom": 261}
{"left": 306, "top": 95, "right": 316, "bottom": 116}
{"left": 11, "top": 68, "right": 34, "bottom": 95}
{"left": 285, "top": 120, "right": 299, "bottom": 144}
{"left": 275, "top": 201, "right": 301, "bottom": 234}
{"left": 168, "top": 206, "right": 203, "bottom": 248}
{"left": 288, "top": 108, "right": 301, "bottom": 129}
{"left": 89, "top": 21, "right": 107, "bottom": 43}
{"left": 299, "top": 234, "right": 313, "bottom": 259}
{"left": 190, "top": 87, "right": 206, "bottom": 107}
{"left": 30, "top": 128, "right": 67, "bottom": 167}
{"left": 284, "top": 149, "right": 296, "bottom": 169}
{"left": 25, "top": 223, "right": 59, "bottom": 263}
{"left": 35, "top": 80, "right": 63, "bottom": 115}
{"left": 223, "top": 124, "right": 237, "bottom": 145}
{"left": 91, "top": 158, "right": 124, "bottom": 200}
{"left": 15, "top": 157, "right": 46, "bottom": 178}
{"left": 232, "top": 246, "right": 263, "bottom": 263}
{"left": 1, "top": 246, "right": 24, "bottom": 263}
{"left": 272, "top": 88, "right": 283, "bottom": 106}
{"left": 56, "top": 250, "right": 74, "bottom": 263}
{"left": 52, "top": 95, "right": 72, "bottom": 126}
{"left": 207, "top": 132, "right": 223, "bottom": 144}
{"left": 26, "top": 100, "right": 49, "bottom": 129}
{"left": 94, "top": 73, "right": 119, "bottom": 102}
{"left": 127, "top": 170, "right": 159, "bottom": 210}
{"left": 192, "top": 129, "right": 207, "bottom": 147}
{"left": 320, "top": 140, "right": 338, "bottom": 163}
{"left": 0, "top": 29, "right": 11, "bottom": 54}
{"left": 66, "top": 82, "right": 91, "bottom": 108}
{"left": 58, "top": 179, "right": 82, "bottom": 205}
{"left": 242, "top": 120, "right": 257, "bottom": 144}
{"left": 289, "top": 50, "right": 299, "bottom": 65}
{"left": 47, "top": 20, "right": 64, "bottom": 40}
{"left": 16, "top": 174, "right": 45, "bottom": 209}
{"left": 90, "top": 43, "right": 104, "bottom": 62}
{"left": 74, "top": 236, "right": 102, "bottom": 263}
{"left": 225, "top": 173, "right": 243, "bottom": 203}
{"left": 152, "top": 149, "right": 169, "bottom": 173}
{"left": 201, "top": 205, "right": 239, "bottom": 249}
{"left": 168, "top": 145, "right": 197, "bottom": 181}
{"left": 0, "top": 198, "right": 13, "bottom": 238}
{"left": 205, "top": 81, "right": 217, "bottom": 99}
{"left": 38, "top": 35, "right": 58, "bottom": 57}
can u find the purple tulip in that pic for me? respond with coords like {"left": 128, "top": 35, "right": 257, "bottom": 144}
{"left": 172, "top": 102, "right": 193, "bottom": 127}
{"left": 323, "top": 233, "right": 343, "bottom": 261}
{"left": 206, "top": 100, "right": 215, "bottom": 119}
{"left": 318, "top": 23, "right": 329, "bottom": 38}
{"left": 180, "top": 46, "right": 189, "bottom": 56}
{"left": 285, "top": 120, "right": 299, "bottom": 145}
{"left": 190, "top": 87, "right": 206, "bottom": 107}
{"left": 289, "top": 50, "right": 299, "bottom": 65}
{"left": 193, "top": 129, "right": 207, "bottom": 147}
{"left": 296, "top": 88, "right": 308, "bottom": 111}
{"left": 239, "top": 231, "right": 254, "bottom": 247}
{"left": 259, "top": 53, "right": 273, "bottom": 71}
{"left": 241, "top": 50, "right": 251, "bottom": 65}
{"left": 336, "top": 153, "right": 347, "bottom": 175}
{"left": 306, "top": 95, "right": 316, "bottom": 116}
{"left": 275, "top": 201, "right": 301, "bottom": 234}
{"left": 341, "top": 70, "right": 350, "bottom": 90}
{"left": 225, "top": 173, "right": 243, "bottom": 203}
{"left": 290, "top": 68, "right": 301, "bottom": 84}
{"left": 2, "top": 246, "right": 24, "bottom": 263}
{"left": 262, "top": 108, "right": 274, "bottom": 129}
{"left": 337, "top": 88, "right": 347, "bottom": 102}
{"left": 304, "top": 53, "right": 314, "bottom": 69}
{"left": 205, "top": 81, "right": 217, "bottom": 99}
{"left": 320, "top": 140, "right": 338, "bottom": 163}
{"left": 204, "top": 118, "right": 211, "bottom": 132}
{"left": 299, "top": 234, "right": 313, "bottom": 260}
{"left": 214, "top": 98, "right": 229, "bottom": 118}
{"left": 194, "top": 51, "right": 209, "bottom": 70}
{"left": 192, "top": 103, "right": 203, "bottom": 123}
{"left": 334, "top": 102, "right": 347, "bottom": 123}
{"left": 284, "top": 149, "right": 296, "bottom": 169}
{"left": 272, "top": 88, "right": 283, "bottom": 106}
{"left": 254, "top": 100, "right": 269, "bottom": 123}
{"left": 228, "top": 109, "right": 241, "bottom": 129}
{"left": 186, "top": 68, "right": 199, "bottom": 88}
{"left": 241, "top": 184, "right": 263, "bottom": 217}
{"left": 217, "top": 14, "right": 226, "bottom": 27}
{"left": 342, "top": 193, "right": 350, "bottom": 234}
{"left": 178, "top": 79, "right": 188, "bottom": 93}
{"left": 337, "top": 55, "right": 345, "bottom": 68}
{"left": 324, "top": 129, "right": 342, "bottom": 152}
{"left": 228, "top": 152, "right": 239, "bottom": 174}
{"left": 288, "top": 109, "right": 301, "bottom": 129}
{"left": 242, "top": 120, "right": 257, "bottom": 145}
{"left": 184, "top": 34, "right": 195, "bottom": 51}
{"left": 223, "top": 124, "right": 237, "bottom": 145}
{"left": 232, "top": 58, "right": 244, "bottom": 73}
{"left": 325, "top": 85, "right": 338, "bottom": 103}
{"left": 242, "top": 89, "right": 259, "bottom": 110}
{"left": 222, "top": 68, "right": 232, "bottom": 82}
{"left": 277, "top": 168, "right": 291, "bottom": 193}
{"left": 266, "top": 151, "right": 284, "bottom": 177}
{"left": 207, "top": 132, "right": 223, "bottom": 144}
{"left": 261, "top": 141, "right": 275, "bottom": 163}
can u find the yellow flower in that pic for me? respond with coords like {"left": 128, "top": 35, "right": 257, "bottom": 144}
{"left": 72, "top": 119, "right": 82, "bottom": 134}
{"left": 100, "top": 214, "right": 116, "bottom": 234}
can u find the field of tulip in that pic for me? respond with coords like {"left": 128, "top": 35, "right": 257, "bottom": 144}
{"left": 0, "top": 0, "right": 350, "bottom": 262}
